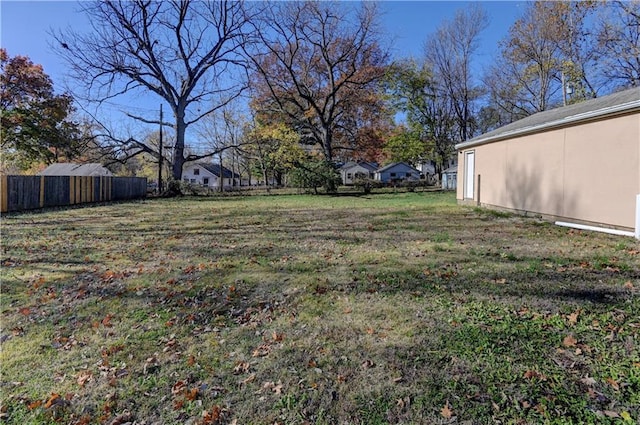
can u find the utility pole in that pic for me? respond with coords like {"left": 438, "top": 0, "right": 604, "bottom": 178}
{"left": 158, "top": 104, "right": 163, "bottom": 193}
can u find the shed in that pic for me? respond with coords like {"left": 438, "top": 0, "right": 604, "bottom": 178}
{"left": 374, "top": 162, "right": 421, "bottom": 183}
{"left": 441, "top": 166, "right": 457, "bottom": 190}
{"left": 340, "top": 162, "right": 377, "bottom": 185}
{"left": 38, "top": 163, "right": 113, "bottom": 177}
{"left": 455, "top": 87, "right": 640, "bottom": 236}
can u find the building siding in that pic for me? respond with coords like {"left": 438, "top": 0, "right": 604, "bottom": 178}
{"left": 457, "top": 112, "right": 640, "bottom": 230}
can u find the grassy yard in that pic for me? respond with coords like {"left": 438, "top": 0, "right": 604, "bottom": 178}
{"left": 1, "top": 192, "right": 638, "bottom": 424}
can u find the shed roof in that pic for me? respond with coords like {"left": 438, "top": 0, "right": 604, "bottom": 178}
{"left": 376, "top": 161, "right": 420, "bottom": 173}
{"left": 38, "top": 163, "right": 113, "bottom": 176}
{"left": 456, "top": 87, "right": 640, "bottom": 150}
{"left": 199, "top": 163, "right": 239, "bottom": 179}
{"left": 340, "top": 161, "right": 378, "bottom": 172}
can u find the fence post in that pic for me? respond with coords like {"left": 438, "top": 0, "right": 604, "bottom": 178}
{"left": 40, "top": 176, "right": 45, "bottom": 208}
{"left": 0, "top": 175, "right": 7, "bottom": 213}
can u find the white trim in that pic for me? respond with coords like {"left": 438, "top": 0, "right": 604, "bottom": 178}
{"left": 555, "top": 221, "right": 635, "bottom": 238}
{"left": 463, "top": 151, "right": 475, "bottom": 200}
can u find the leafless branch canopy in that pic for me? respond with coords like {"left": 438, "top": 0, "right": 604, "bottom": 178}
{"left": 52, "top": 0, "right": 259, "bottom": 179}
{"left": 246, "top": 1, "right": 389, "bottom": 161}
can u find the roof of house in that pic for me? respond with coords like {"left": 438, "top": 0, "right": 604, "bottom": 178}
{"left": 198, "top": 163, "right": 239, "bottom": 179}
{"left": 340, "top": 161, "right": 378, "bottom": 172}
{"left": 456, "top": 87, "right": 640, "bottom": 150}
{"left": 38, "top": 163, "right": 113, "bottom": 176}
{"left": 376, "top": 161, "right": 420, "bottom": 173}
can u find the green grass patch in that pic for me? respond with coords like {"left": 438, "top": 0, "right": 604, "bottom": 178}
{"left": 1, "top": 192, "right": 638, "bottom": 424}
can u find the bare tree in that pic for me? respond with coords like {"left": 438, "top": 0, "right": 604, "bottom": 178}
{"left": 597, "top": 0, "right": 640, "bottom": 88}
{"left": 424, "top": 4, "right": 488, "bottom": 142}
{"left": 484, "top": 2, "right": 564, "bottom": 117}
{"left": 52, "top": 1, "right": 257, "bottom": 183}
{"left": 246, "top": 1, "right": 389, "bottom": 165}
{"left": 196, "top": 104, "right": 247, "bottom": 190}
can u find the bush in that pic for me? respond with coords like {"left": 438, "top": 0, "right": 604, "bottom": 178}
{"left": 289, "top": 159, "right": 342, "bottom": 194}
{"left": 352, "top": 177, "right": 383, "bottom": 194}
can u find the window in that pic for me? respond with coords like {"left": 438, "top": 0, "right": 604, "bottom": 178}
{"left": 406, "top": 172, "right": 411, "bottom": 177}
{"left": 193, "top": 168, "right": 200, "bottom": 175}
{"left": 347, "top": 173, "right": 352, "bottom": 179}
{"left": 190, "top": 179, "right": 196, "bottom": 183}
{"left": 390, "top": 172, "right": 396, "bottom": 177}
{"left": 203, "top": 178, "right": 209, "bottom": 186}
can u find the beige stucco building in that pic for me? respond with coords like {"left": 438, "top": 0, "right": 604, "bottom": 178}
{"left": 456, "top": 87, "right": 640, "bottom": 236}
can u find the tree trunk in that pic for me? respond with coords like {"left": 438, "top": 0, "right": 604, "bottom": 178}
{"left": 172, "top": 110, "right": 187, "bottom": 181}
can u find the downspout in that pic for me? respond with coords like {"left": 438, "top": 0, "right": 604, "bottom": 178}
{"left": 636, "top": 194, "right": 640, "bottom": 240}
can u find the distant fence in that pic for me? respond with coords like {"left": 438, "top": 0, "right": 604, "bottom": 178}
{"left": 0, "top": 175, "right": 147, "bottom": 213}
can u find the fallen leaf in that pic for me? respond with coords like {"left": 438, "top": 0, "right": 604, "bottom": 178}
{"left": 580, "top": 376, "right": 596, "bottom": 386}
{"left": 185, "top": 387, "right": 198, "bottom": 401}
{"left": 77, "top": 370, "right": 93, "bottom": 387}
{"left": 603, "top": 410, "right": 620, "bottom": 418}
{"left": 524, "top": 370, "right": 546, "bottom": 380}
{"left": 562, "top": 334, "right": 577, "bottom": 347}
{"left": 623, "top": 281, "right": 634, "bottom": 289}
{"left": 566, "top": 311, "right": 580, "bottom": 325}
{"left": 606, "top": 377, "right": 620, "bottom": 391}
{"left": 233, "top": 362, "right": 250, "bottom": 374}
{"left": 440, "top": 401, "right": 453, "bottom": 419}
{"left": 102, "top": 314, "right": 114, "bottom": 327}
{"left": 27, "top": 400, "right": 42, "bottom": 410}
{"left": 171, "top": 380, "right": 186, "bottom": 395}
{"left": 202, "top": 405, "right": 221, "bottom": 424}
{"left": 273, "top": 382, "right": 283, "bottom": 395}
{"left": 361, "top": 359, "right": 375, "bottom": 369}
{"left": 44, "top": 393, "right": 60, "bottom": 408}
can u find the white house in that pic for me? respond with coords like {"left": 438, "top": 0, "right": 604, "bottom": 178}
{"left": 182, "top": 163, "right": 240, "bottom": 189}
{"left": 340, "top": 162, "right": 377, "bottom": 185}
{"left": 374, "top": 162, "right": 421, "bottom": 183}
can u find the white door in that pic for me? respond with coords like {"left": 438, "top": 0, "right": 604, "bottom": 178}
{"left": 464, "top": 151, "right": 475, "bottom": 199}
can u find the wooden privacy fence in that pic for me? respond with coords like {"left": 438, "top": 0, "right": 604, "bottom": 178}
{"left": 0, "top": 175, "right": 147, "bottom": 213}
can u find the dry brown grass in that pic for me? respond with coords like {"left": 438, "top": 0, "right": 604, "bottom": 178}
{"left": 1, "top": 192, "right": 638, "bottom": 424}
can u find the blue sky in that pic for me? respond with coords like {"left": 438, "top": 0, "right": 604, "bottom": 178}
{"left": 1, "top": 1, "right": 526, "bottom": 136}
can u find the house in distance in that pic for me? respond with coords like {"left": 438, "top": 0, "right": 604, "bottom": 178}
{"left": 182, "top": 163, "right": 240, "bottom": 189}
